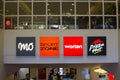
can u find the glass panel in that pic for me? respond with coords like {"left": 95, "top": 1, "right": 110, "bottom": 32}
{"left": 62, "top": 16, "right": 75, "bottom": 29}
{"left": 5, "top": 2, "right": 17, "bottom": 15}
{"left": 19, "top": 2, "right": 32, "bottom": 15}
{"left": 104, "top": 0, "right": 116, "bottom": 1}
{"left": 76, "top": 0, "right": 88, "bottom": 1}
{"left": 91, "top": 0, "right": 102, "bottom": 1}
{"left": 62, "top": 2, "right": 74, "bottom": 15}
{"left": 48, "top": 0, "right": 60, "bottom": 1}
{"left": 48, "top": 2, "right": 60, "bottom": 15}
{"left": 104, "top": 16, "right": 116, "bottom": 29}
{"left": 91, "top": 16, "right": 103, "bottom": 29}
{"left": 48, "top": 16, "right": 60, "bottom": 29}
{"left": 90, "top": 2, "right": 102, "bottom": 15}
{"left": 19, "top": 16, "right": 31, "bottom": 29}
{"left": 61, "top": 0, "right": 75, "bottom": 2}
{"left": 76, "top": 2, "right": 88, "bottom": 15}
{"left": 104, "top": 3, "right": 116, "bottom": 15}
{"left": 19, "top": 0, "right": 32, "bottom": 1}
{"left": 33, "top": 16, "right": 46, "bottom": 29}
{"left": 33, "top": 2, "right": 46, "bottom": 15}
{"left": 0, "top": 16, "right": 3, "bottom": 28}
{"left": 118, "top": 16, "right": 120, "bottom": 28}
{"left": 5, "top": 0, "right": 17, "bottom": 1}
{"left": 5, "top": 17, "right": 17, "bottom": 29}
{"left": 118, "top": 3, "right": 120, "bottom": 15}
{"left": 76, "top": 16, "right": 89, "bottom": 29}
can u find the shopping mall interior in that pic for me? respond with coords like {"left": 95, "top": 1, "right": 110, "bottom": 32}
{"left": 0, "top": 0, "right": 120, "bottom": 80}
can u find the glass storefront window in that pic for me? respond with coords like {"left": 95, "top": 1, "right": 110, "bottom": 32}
{"left": 104, "top": 3, "right": 116, "bottom": 15}
{"left": 104, "top": 16, "right": 116, "bottom": 29}
{"left": 48, "top": 2, "right": 60, "bottom": 15}
{"left": 5, "top": 2, "right": 17, "bottom": 15}
{"left": 62, "top": 2, "right": 74, "bottom": 15}
{"left": 5, "top": 17, "right": 17, "bottom": 29}
{"left": 76, "top": 2, "right": 88, "bottom": 15}
{"left": 0, "top": 16, "right": 3, "bottom": 29}
{"left": 19, "top": 2, "right": 32, "bottom": 15}
{"left": 76, "top": 16, "right": 89, "bottom": 29}
{"left": 118, "top": 2, "right": 120, "bottom": 15}
{"left": 19, "top": 16, "right": 31, "bottom": 29}
{"left": 48, "top": 16, "right": 60, "bottom": 29}
{"left": 62, "top": 16, "right": 75, "bottom": 29}
{"left": 90, "top": 2, "right": 102, "bottom": 15}
{"left": 0, "top": 0, "right": 3, "bottom": 29}
{"left": 33, "top": 16, "right": 46, "bottom": 29}
{"left": 91, "top": 16, "right": 103, "bottom": 29}
{"left": 33, "top": 2, "right": 46, "bottom": 15}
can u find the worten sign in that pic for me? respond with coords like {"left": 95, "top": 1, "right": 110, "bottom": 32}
{"left": 88, "top": 36, "right": 106, "bottom": 56}
{"left": 40, "top": 36, "right": 59, "bottom": 57}
{"left": 16, "top": 37, "right": 35, "bottom": 56}
{"left": 64, "top": 36, "right": 83, "bottom": 56}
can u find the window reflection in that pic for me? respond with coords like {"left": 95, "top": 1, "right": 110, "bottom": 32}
{"left": 118, "top": 2, "right": 120, "bottom": 15}
{"left": 104, "top": 17, "right": 116, "bottom": 29}
{"left": 90, "top": 2, "right": 102, "bottom": 15}
{"left": 62, "top": 2, "right": 74, "bottom": 15}
{"left": 48, "top": 16, "right": 60, "bottom": 29}
{"left": 19, "top": 2, "right": 32, "bottom": 15}
{"left": 5, "top": 17, "right": 17, "bottom": 29}
{"left": 33, "top": 2, "right": 46, "bottom": 15}
{"left": 0, "top": 16, "right": 2, "bottom": 29}
{"left": 91, "top": 16, "right": 103, "bottom": 29}
{"left": 104, "top": 3, "right": 116, "bottom": 15}
{"left": 5, "top": 2, "right": 17, "bottom": 15}
{"left": 62, "top": 16, "right": 75, "bottom": 29}
{"left": 19, "top": 16, "right": 31, "bottom": 29}
{"left": 33, "top": 16, "right": 46, "bottom": 29}
{"left": 48, "top": 2, "right": 60, "bottom": 15}
{"left": 76, "top": 2, "right": 88, "bottom": 15}
{"left": 76, "top": 16, "right": 89, "bottom": 29}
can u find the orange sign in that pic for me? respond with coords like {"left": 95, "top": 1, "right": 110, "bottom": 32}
{"left": 40, "top": 37, "right": 59, "bottom": 57}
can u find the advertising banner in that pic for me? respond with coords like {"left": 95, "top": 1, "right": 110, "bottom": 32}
{"left": 40, "top": 36, "right": 59, "bottom": 57}
{"left": 64, "top": 36, "right": 83, "bottom": 56}
{"left": 16, "top": 37, "right": 35, "bottom": 56}
{"left": 87, "top": 36, "right": 106, "bottom": 56}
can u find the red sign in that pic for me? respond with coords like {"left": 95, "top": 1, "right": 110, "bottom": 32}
{"left": 64, "top": 36, "right": 83, "bottom": 56}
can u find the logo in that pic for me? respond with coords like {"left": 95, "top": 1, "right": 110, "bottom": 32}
{"left": 88, "top": 37, "right": 106, "bottom": 56}
{"left": 18, "top": 42, "right": 34, "bottom": 51}
{"left": 64, "top": 36, "right": 83, "bottom": 56}
{"left": 16, "top": 37, "right": 35, "bottom": 56}
{"left": 40, "top": 37, "right": 59, "bottom": 57}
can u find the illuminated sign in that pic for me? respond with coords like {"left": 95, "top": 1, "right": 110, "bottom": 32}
{"left": 88, "top": 37, "right": 106, "bottom": 56}
{"left": 40, "top": 37, "right": 59, "bottom": 57}
{"left": 64, "top": 36, "right": 83, "bottom": 56}
{"left": 16, "top": 37, "right": 35, "bottom": 56}
{"left": 5, "top": 19, "right": 12, "bottom": 29}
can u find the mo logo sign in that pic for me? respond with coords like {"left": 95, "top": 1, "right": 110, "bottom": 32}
{"left": 16, "top": 37, "right": 35, "bottom": 56}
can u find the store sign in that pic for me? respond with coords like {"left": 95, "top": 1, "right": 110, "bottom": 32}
{"left": 88, "top": 37, "right": 106, "bottom": 56}
{"left": 16, "top": 37, "right": 35, "bottom": 56}
{"left": 40, "top": 37, "right": 59, "bottom": 57}
{"left": 64, "top": 36, "right": 83, "bottom": 56}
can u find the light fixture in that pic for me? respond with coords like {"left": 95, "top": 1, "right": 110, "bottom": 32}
{"left": 94, "top": 68, "right": 107, "bottom": 74}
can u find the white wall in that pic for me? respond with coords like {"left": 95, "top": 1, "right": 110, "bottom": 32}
{"left": 4, "top": 30, "right": 119, "bottom": 64}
